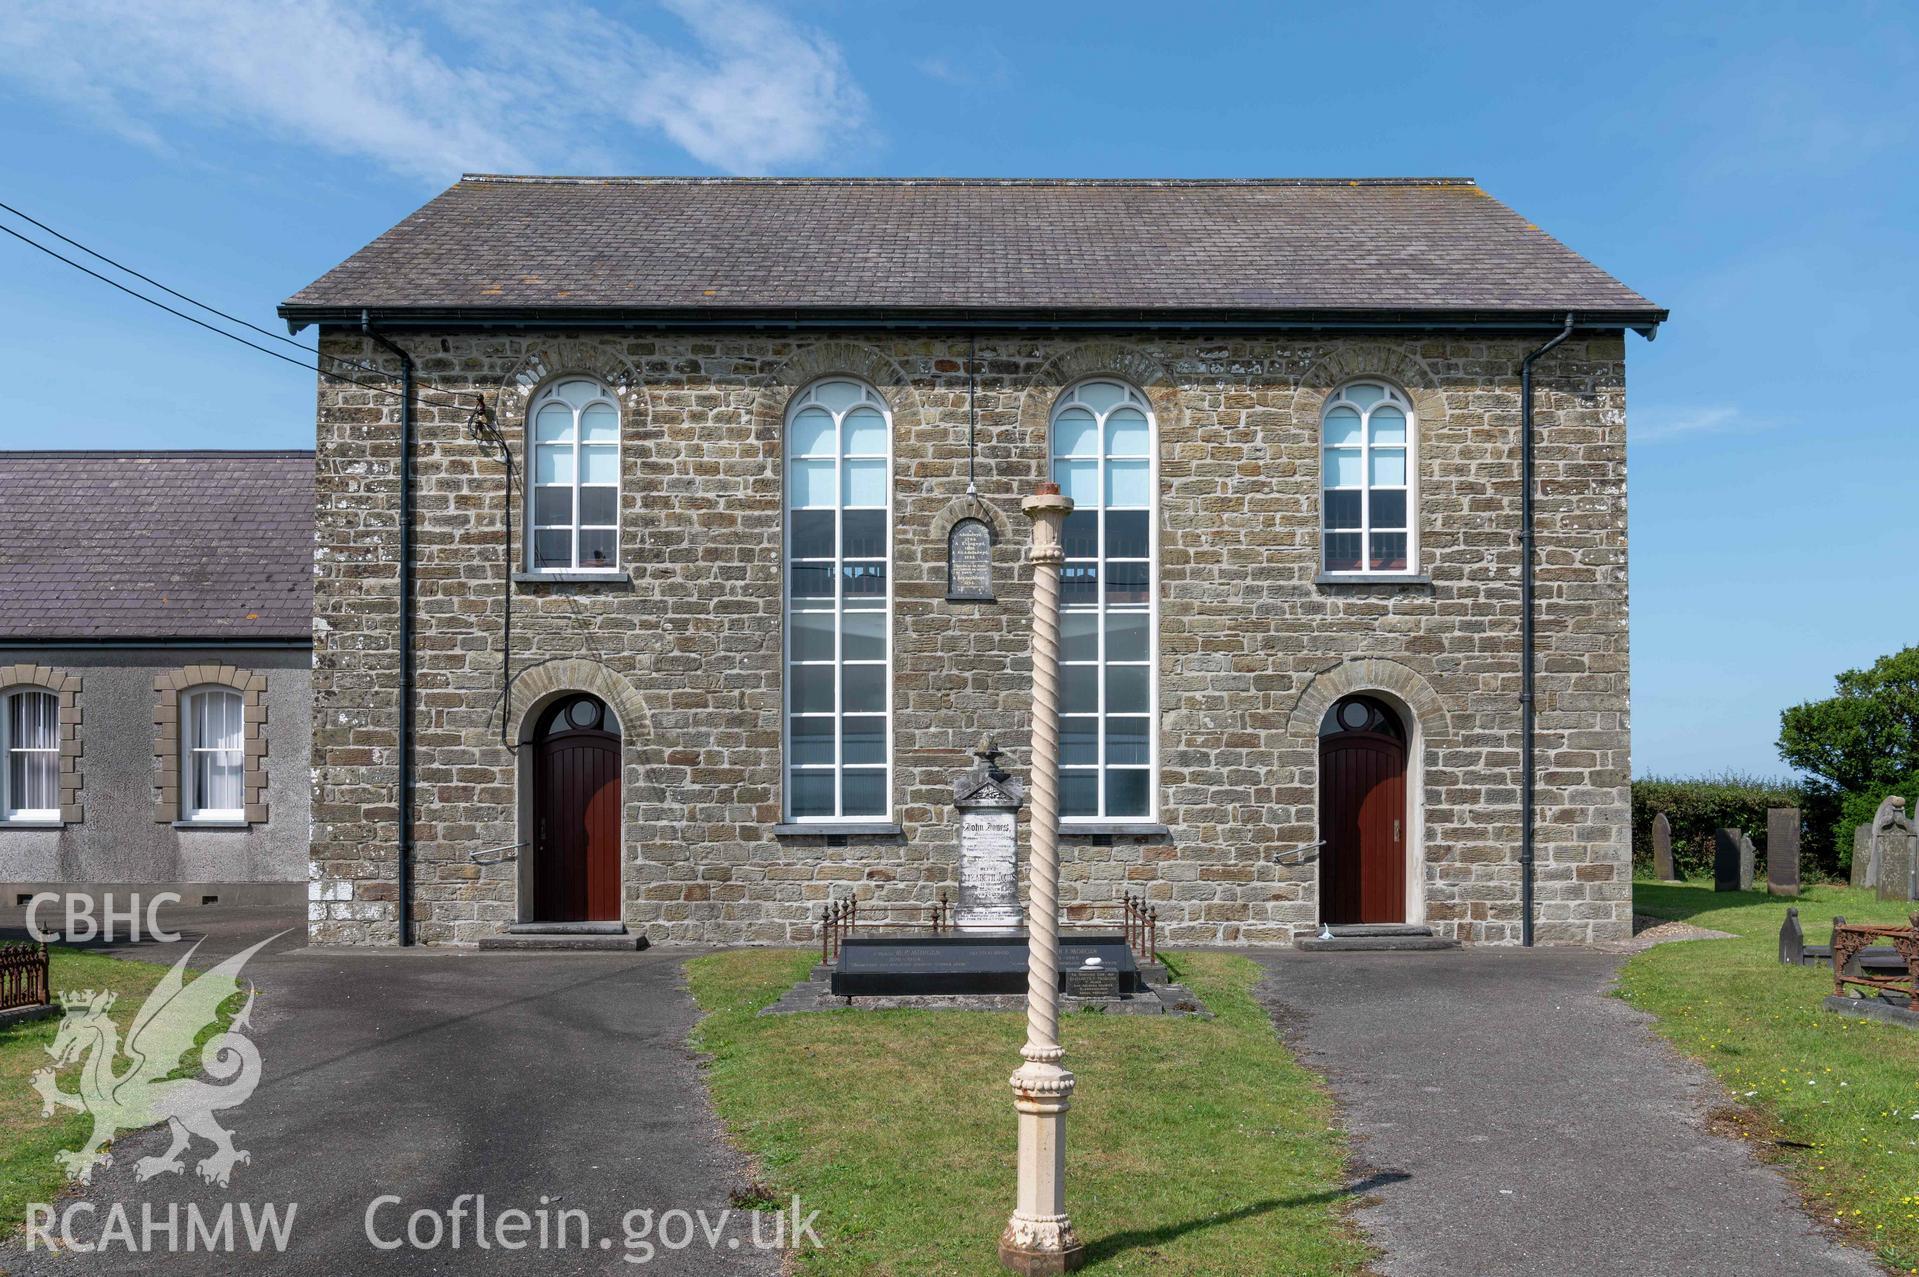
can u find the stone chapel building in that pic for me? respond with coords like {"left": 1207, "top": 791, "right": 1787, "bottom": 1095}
{"left": 281, "top": 175, "right": 1665, "bottom": 948}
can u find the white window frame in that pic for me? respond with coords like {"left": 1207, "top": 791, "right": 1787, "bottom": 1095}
{"left": 179, "top": 686, "right": 245, "bottom": 823}
{"left": 1050, "top": 378, "right": 1158, "bottom": 825}
{"left": 1, "top": 688, "right": 60, "bottom": 822}
{"left": 781, "top": 379, "right": 893, "bottom": 823}
{"left": 527, "top": 377, "right": 622, "bottom": 573}
{"left": 1320, "top": 380, "right": 1418, "bottom": 577}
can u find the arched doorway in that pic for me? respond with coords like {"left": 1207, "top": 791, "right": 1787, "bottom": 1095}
{"left": 531, "top": 694, "right": 621, "bottom": 922}
{"left": 1319, "top": 694, "right": 1407, "bottom": 924}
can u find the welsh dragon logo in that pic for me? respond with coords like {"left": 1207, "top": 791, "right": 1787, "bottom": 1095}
{"left": 30, "top": 934, "right": 283, "bottom": 1187}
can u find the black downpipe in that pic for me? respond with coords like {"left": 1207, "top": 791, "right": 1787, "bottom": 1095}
{"left": 1518, "top": 313, "right": 1575, "bottom": 947}
{"left": 362, "top": 314, "right": 414, "bottom": 947}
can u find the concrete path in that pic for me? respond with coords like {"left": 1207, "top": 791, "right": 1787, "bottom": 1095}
{"left": 1253, "top": 947, "right": 1884, "bottom": 1277}
{"left": 0, "top": 904, "right": 780, "bottom": 1274}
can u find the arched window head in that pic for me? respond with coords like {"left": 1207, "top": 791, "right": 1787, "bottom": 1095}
{"left": 1321, "top": 381, "right": 1415, "bottom": 575}
{"left": 180, "top": 686, "right": 244, "bottom": 822}
{"left": 783, "top": 379, "right": 891, "bottom": 821}
{"left": 529, "top": 378, "right": 620, "bottom": 572}
{"left": 2, "top": 688, "right": 59, "bottom": 820}
{"left": 1050, "top": 379, "right": 1155, "bottom": 822}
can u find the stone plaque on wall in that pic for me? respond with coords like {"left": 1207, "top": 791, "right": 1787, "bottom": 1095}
{"left": 946, "top": 517, "right": 995, "bottom": 601}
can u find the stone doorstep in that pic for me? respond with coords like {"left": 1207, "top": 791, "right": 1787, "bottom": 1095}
{"left": 1294, "top": 933, "right": 1462, "bottom": 953}
{"left": 475, "top": 934, "right": 649, "bottom": 951}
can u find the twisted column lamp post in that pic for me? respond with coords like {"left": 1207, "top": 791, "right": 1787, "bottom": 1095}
{"left": 999, "top": 481, "right": 1084, "bottom": 1275}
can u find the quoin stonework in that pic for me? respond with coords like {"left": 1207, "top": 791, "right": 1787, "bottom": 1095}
{"left": 283, "top": 176, "right": 1665, "bottom": 948}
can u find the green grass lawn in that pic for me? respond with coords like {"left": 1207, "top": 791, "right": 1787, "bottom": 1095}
{"left": 1623, "top": 881, "right": 1919, "bottom": 1274}
{"left": 0, "top": 946, "right": 244, "bottom": 1231}
{"left": 686, "top": 950, "right": 1373, "bottom": 1276}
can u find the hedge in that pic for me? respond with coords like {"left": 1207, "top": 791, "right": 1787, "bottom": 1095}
{"left": 1630, "top": 773, "right": 1841, "bottom": 881}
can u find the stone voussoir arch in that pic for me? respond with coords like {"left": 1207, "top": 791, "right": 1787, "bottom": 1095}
{"left": 1287, "top": 657, "right": 1450, "bottom": 741}
{"left": 1016, "top": 341, "right": 1185, "bottom": 434}
{"left": 503, "top": 657, "right": 652, "bottom": 746}
{"left": 498, "top": 341, "right": 650, "bottom": 430}
{"left": 751, "top": 340, "right": 925, "bottom": 440}
{"left": 1289, "top": 342, "right": 1446, "bottom": 428}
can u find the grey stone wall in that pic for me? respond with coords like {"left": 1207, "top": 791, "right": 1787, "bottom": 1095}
{"left": 0, "top": 646, "right": 310, "bottom": 902}
{"left": 308, "top": 331, "right": 1633, "bottom": 947}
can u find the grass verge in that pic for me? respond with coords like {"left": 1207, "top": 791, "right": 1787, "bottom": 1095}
{"left": 1622, "top": 881, "right": 1919, "bottom": 1273}
{"left": 687, "top": 950, "right": 1372, "bottom": 1276}
{"left": 0, "top": 946, "right": 243, "bottom": 1230}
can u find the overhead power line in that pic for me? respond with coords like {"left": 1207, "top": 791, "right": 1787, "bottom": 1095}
{"left": 0, "top": 205, "right": 484, "bottom": 418}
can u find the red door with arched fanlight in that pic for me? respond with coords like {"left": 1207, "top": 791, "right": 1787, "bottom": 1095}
{"left": 1319, "top": 696, "right": 1407, "bottom": 925}
{"left": 533, "top": 695, "right": 621, "bottom": 922}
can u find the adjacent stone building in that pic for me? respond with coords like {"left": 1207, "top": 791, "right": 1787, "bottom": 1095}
{"left": 281, "top": 176, "right": 1664, "bottom": 947}
{"left": 0, "top": 452, "right": 313, "bottom": 906}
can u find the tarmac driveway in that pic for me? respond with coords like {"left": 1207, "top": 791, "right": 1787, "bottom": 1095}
{"left": 0, "top": 903, "right": 780, "bottom": 1275}
{"left": 1254, "top": 947, "right": 1884, "bottom": 1277}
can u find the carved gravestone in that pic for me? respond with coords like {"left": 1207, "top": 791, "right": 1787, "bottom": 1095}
{"left": 1713, "top": 828, "right": 1745, "bottom": 892}
{"left": 1652, "top": 812, "right": 1676, "bottom": 881}
{"left": 946, "top": 517, "right": 995, "bottom": 602}
{"left": 1853, "top": 821, "right": 1876, "bottom": 889}
{"left": 1064, "top": 959, "right": 1119, "bottom": 1000}
{"left": 953, "top": 737, "right": 1024, "bottom": 930}
{"left": 1779, "top": 906, "right": 1804, "bottom": 965}
{"left": 1875, "top": 804, "right": 1919, "bottom": 904}
{"left": 1766, "top": 807, "right": 1801, "bottom": 897}
{"left": 1739, "top": 833, "right": 1758, "bottom": 891}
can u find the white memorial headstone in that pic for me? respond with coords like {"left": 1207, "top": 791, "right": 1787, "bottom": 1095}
{"left": 954, "top": 736, "right": 1024, "bottom": 931}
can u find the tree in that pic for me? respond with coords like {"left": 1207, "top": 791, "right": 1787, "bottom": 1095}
{"left": 1777, "top": 646, "right": 1919, "bottom": 793}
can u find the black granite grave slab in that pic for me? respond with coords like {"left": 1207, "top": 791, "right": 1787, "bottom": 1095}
{"left": 830, "top": 933, "right": 1140, "bottom": 997}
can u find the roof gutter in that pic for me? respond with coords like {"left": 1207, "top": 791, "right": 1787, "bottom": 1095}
{"left": 1518, "top": 312, "right": 1576, "bottom": 948}
{"left": 362, "top": 312, "right": 415, "bottom": 948}
{"left": 0, "top": 638, "right": 311, "bottom": 651}
{"left": 282, "top": 306, "right": 1665, "bottom": 339}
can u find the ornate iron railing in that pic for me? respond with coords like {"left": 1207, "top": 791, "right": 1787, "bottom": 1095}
{"left": 819, "top": 893, "right": 952, "bottom": 963}
{"left": 0, "top": 942, "right": 50, "bottom": 1013}
{"left": 1832, "top": 914, "right": 1919, "bottom": 1011}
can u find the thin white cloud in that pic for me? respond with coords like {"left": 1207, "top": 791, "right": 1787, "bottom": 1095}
{"left": 0, "top": 0, "right": 870, "bottom": 181}
{"left": 1633, "top": 404, "right": 1762, "bottom": 445}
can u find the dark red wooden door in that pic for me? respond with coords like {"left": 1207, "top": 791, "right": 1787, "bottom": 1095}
{"left": 1320, "top": 731, "right": 1407, "bottom": 924}
{"left": 534, "top": 732, "right": 620, "bottom": 922}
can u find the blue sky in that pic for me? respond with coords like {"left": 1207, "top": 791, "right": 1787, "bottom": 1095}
{"left": 1, "top": 1, "right": 1914, "bottom": 780}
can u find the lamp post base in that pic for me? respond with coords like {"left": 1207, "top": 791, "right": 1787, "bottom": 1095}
{"left": 998, "top": 1218, "right": 1085, "bottom": 1275}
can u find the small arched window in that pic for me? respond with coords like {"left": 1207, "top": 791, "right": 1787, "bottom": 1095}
{"left": 2, "top": 688, "right": 59, "bottom": 821}
{"left": 1321, "top": 381, "right": 1415, "bottom": 575}
{"left": 1050, "top": 379, "right": 1155, "bottom": 822}
{"left": 180, "top": 687, "right": 244, "bottom": 822}
{"left": 529, "top": 378, "right": 620, "bottom": 572}
{"left": 784, "top": 378, "right": 891, "bottom": 821}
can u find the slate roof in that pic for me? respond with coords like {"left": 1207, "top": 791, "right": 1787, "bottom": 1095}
{"left": 0, "top": 452, "right": 313, "bottom": 643}
{"left": 280, "top": 176, "right": 1664, "bottom": 329}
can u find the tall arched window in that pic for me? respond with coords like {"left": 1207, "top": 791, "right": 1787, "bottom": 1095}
{"left": 784, "top": 379, "right": 891, "bottom": 821}
{"left": 1, "top": 688, "right": 59, "bottom": 821}
{"left": 1051, "top": 380, "right": 1155, "bottom": 822}
{"left": 529, "top": 378, "right": 620, "bottom": 571}
{"left": 1321, "top": 381, "right": 1415, "bottom": 575}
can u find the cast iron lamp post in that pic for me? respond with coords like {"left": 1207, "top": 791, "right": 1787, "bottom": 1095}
{"left": 999, "top": 481, "right": 1084, "bottom": 1275}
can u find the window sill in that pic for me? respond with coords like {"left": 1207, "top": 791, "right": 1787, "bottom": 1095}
{"left": 772, "top": 822, "right": 903, "bottom": 838}
{"left": 1061, "top": 822, "right": 1171, "bottom": 837}
{"left": 1315, "top": 572, "right": 1432, "bottom": 587}
{"left": 0, "top": 819, "right": 64, "bottom": 829}
{"left": 511, "top": 570, "right": 631, "bottom": 585}
{"left": 172, "top": 820, "right": 252, "bottom": 830}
